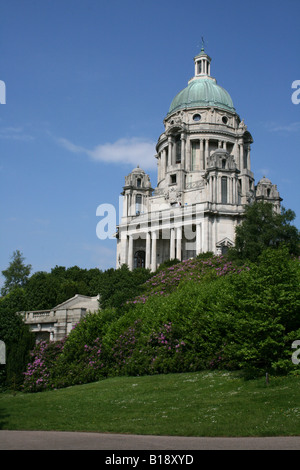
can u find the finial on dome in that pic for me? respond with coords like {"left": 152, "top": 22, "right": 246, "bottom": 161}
{"left": 201, "top": 36, "right": 205, "bottom": 52}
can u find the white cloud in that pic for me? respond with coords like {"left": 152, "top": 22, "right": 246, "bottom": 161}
{"left": 266, "top": 121, "right": 300, "bottom": 133}
{"left": 57, "top": 137, "right": 85, "bottom": 154}
{"left": 0, "top": 126, "right": 34, "bottom": 141}
{"left": 58, "top": 136, "right": 157, "bottom": 170}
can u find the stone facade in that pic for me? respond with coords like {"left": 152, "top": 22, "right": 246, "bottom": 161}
{"left": 23, "top": 294, "right": 100, "bottom": 342}
{"left": 116, "top": 48, "right": 281, "bottom": 271}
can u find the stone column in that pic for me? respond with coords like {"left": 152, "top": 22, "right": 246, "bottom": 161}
{"left": 121, "top": 232, "right": 128, "bottom": 265}
{"left": 128, "top": 235, "right": 133, "bottom": 271}
{"left": 157, "top": 154, "right": 161, "bottom": 183}
{"left": 145, "top": 232, "right": 151, "bottom": 270}
{"left": 162, "top": 148, "right": 166, "bottom": 179}
{"left": 239, "top": 143, "right": 244, "bottom": 169}
{"left": 170, "top": 228, "right": 176, "bottom": 260}
{"left": 209, "top": 175, "right": 214, "bottom": 202}
{"left": 176, "top": 227, "right": 182, "bottom": 261}
{"left": 186, "top": 139, "right": 191, "bottom": 171}
{"left": 196, "top": 223, "right": 202, "bottom": 255}
{"left": 217, "top": 176, "right": 221, "bottom": 203}
{"left": 200, "top": 139, "right": 204, "bottom": 169}
{"left": 127, "top": 193, "right": 135, "bottom": 216}
{"left": 122, "top": 194, "right": 128, "bottom": 218}
{"left": 211, "top": 218, "right": 216, "bottom": 254}
{"left": 151, "top": 231, "right": 157, "bottom": 272}
{"left": 168, "top": 137, "right": 173, "bottom": 167}
{"left": 172, "top": 138, "right": 176, "bottom": 166}
{"left": 202, "top": 217, "right": 209, "bottom": 253}
{"left": 247, "top": 144, "right": 251, "bottom": 170}
{"left": 215, "top": 174, "right": 218, "bottom": 203}
{"left": 205, "top": 139, "right": 209, "bottom": 166}
{"left": 233, "top": 141, "right": 238, "bottom": 168}
{"left": 181, "top": 133, "right": 186, "bottom": 170}
{"left": 228, "top": 177, "right": 232, "bottom": 204}
{"left": 233, "top": 176, "right": 237, "bottom": 204}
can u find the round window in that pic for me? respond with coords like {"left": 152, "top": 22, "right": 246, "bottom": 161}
{"left": 222, "top": 116, "right": 228, "bottom": 124}
{"left": 193, "top": 114, "right": 201, "bottom": 122}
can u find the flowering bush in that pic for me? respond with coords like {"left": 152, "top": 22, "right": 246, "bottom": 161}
{"left": 23, "top": 335, "right": 108, "bottom": 392}
{"left": 109, "top": 321, "right": 188, "bottom": 376}
{"left": 128, "top": 254, "right": 247, "bottom": 305}
{"left": 145, "top": 322, "right": 187, "bottom": 374}
{"left": 23, "top": 339, "right": 65, "bottom": 392}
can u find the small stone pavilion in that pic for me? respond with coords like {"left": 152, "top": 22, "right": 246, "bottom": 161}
{"left": 23, "top": 294, "right": 100, "bottom": 342}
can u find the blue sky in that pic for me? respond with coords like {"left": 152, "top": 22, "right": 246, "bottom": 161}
{"left": 0, "top": 0, "right": 299, "bottom": 286}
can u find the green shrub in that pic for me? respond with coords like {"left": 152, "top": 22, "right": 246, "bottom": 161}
{"left": 0, "top": 297, "right": 35, "bottom": 389}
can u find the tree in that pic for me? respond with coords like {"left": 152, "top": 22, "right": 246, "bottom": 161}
{"left": 230, "top": 202, "right": 300, "bottom": 262}
{"left": 0, "top": 291, "right": 35, "bottom": 388}
{"left": 97, "top": 264, "right": 151, "bottom": 310}
{"left": 1, "top": 251, "right": 32, "bottom": 296}
{"left": 24, "top": 271, "right": 61, "bottom": 310}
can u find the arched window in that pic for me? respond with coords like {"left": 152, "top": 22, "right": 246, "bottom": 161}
{"left": 134, "top": 251, "right": 145, "bottom": 268}
{"left": 137, "top": 178, "right": 141, "bottom": 188}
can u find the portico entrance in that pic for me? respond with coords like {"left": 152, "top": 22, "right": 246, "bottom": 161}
{"left": 134, "top": 250, "right": 145, "bottom": 268}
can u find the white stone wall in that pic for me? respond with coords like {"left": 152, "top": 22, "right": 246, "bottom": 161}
{"left": 23, "top": 295, "right": 100, "bottom": 342}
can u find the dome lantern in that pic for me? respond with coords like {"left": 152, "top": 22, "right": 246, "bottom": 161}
{"left": 193, "top": 46, "right": 212, "bottom": 78}
{"left": 167, "top": 48, "right": 235, "bottom": 116}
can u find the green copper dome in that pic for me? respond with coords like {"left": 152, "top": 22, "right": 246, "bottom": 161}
{"left": 168, "top": 78, "right": 235, "bottom": 115}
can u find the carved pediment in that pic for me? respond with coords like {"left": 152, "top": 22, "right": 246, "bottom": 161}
{"left": 216, "top": 237, "right": 234, "bottom": 248}
{"left": 164, "top": 187, "right": 182, "bottom": 204}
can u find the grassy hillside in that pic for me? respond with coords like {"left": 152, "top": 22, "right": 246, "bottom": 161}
{"left": 2, "top": 371, "right": 300, "bottom": 436}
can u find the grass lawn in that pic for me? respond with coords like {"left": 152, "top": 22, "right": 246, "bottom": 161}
{"left": 1, "top": 371, "right": 300, "bottom": 437}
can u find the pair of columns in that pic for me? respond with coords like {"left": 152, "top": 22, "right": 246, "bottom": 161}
{"left": 126, "top": 223, "right": 204, "bottom": 272}
{"left": 127, "top": 228, "right": 182, "bottom": 272}
{"left": 168, "top": 134, "right": 186, "bottom": 167}
{"left": 126, "top": 232, "right": 152, "bottom": 271}
{"left": 208, "top": 174, "right": 238, "bottom": 204}
{"left": 195, "top": 58, "right": 211, "bottom": 76}
{"left": 238, "top": 142, "right": 251, "bottom": 170}
{"left": 159, "top": 137, "right": 243, "bottom": 178}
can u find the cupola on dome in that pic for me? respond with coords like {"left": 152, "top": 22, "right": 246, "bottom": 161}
{"left": 168, "top": 47, "right": 235, "bottom": 115}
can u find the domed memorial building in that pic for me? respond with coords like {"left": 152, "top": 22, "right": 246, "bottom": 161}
{"left": 116, "top": 48, "right": 281, "bottom": 271}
